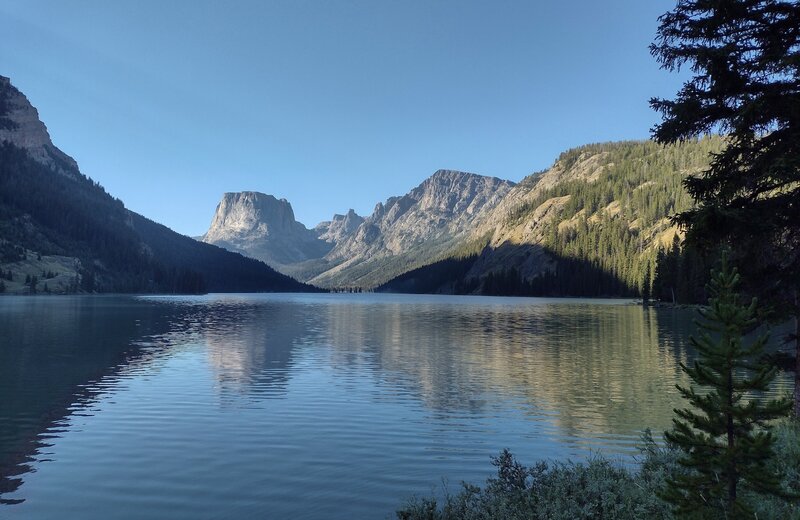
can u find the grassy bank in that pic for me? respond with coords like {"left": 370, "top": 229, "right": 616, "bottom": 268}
{"left": 397, "top": 421, "right": 800, "bottom": 519}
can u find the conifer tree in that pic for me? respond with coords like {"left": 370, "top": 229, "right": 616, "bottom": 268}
{"left": 662, "top": 255, "right": 792, "bottom": 517}
{"left": 651, "top": 0, "right": 800, "bottom": 416}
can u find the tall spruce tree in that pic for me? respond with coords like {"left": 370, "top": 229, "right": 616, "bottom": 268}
{"left": 651, "top": 0, "right": 800, "bottom": 416}
{"left": 662, "top": 256, "right": 792, "bottom": 517}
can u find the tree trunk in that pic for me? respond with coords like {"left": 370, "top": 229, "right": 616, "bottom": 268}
{"left": 795, "top": 308, "right": 799, "bottom": 418}
{"left": 794, "top": 290, "right": 800, "bottom": 419}
{"left": 727, "top": 360, "right": 737, "bottom": 512}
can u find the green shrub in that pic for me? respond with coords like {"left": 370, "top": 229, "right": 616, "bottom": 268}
{"left": 397, "top": 447, "right": 669, "bottom": 520}
{"left": 747, "top": 420, "right": 800, "bottom": 519}
{"left": 397, "top": 423, "right": 800, "bottom": 519}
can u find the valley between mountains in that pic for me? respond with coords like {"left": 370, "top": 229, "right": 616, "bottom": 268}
{"left": 201, "top": 138, "right": 721, "bottom": 296}
{"left": 0, "top": 73, "right": 719, "bottom": 298}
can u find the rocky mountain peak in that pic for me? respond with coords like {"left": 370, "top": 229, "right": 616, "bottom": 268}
{"left": 308, "top": 169, "right": 517, "bottom": 287}
{"left": 200, "top": 169, "right": 516, "bottom": 289}
{"left": 315, "top": 208, "right": 365, "bottom": 243}
{"left": 0, "top": 75, "right": 79, "bottom": 176}
{"left": 409, "top": 169, "right": 516, "bottom": 215}
{"left": 428, "top": 169, "right": 479, "bottom": 182}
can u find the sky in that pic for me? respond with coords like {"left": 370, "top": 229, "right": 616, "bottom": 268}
{"left": 0, "top": 1, "right": 685, "bottom": 236}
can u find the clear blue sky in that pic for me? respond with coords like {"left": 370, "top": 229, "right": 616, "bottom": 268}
{"left": 0, "top": 0, "right": 683, "bottom": 236}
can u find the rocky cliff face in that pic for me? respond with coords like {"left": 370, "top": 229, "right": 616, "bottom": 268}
{"left": 314, "top": 209, "right": 364, "bottom": 244}
{"left": 305, "top": 170, "right": 515, "bottom": 287}
{"left": 0, "top": 75, "right": 79, "bottom": 176}
{"left": 201, "top": 191, "right": 332, "bottom": 271}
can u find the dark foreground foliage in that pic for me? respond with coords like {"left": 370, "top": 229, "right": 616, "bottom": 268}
{"left": 396, "top": 422, "right": 800, "bottom": 520}
{"left": 650, "top": 0, "right": 800, "bottom": 417}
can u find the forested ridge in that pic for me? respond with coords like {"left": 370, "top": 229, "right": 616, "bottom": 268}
{"left": 526, "top": 139, "right": 719, "bottom": 300}
{"left": 381, "top": 138, "right": 721, "bottom": 301}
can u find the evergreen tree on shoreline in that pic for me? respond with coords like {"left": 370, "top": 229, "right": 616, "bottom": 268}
{"left": 662, "top": 256, "right": 792, "bottom": 517}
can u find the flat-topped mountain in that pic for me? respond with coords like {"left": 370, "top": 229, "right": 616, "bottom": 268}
{"left": 202, "top": 191, "right": 332, "bottom": 270}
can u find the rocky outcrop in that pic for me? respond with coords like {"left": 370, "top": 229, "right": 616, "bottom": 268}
{"left": 201, "top": 192, "right": 332, "bottom": 271}
{"left": 0, "top": 75, "right": 79, "bottom": 176}
{"left": 314, "top": 209, "right": 364, "bottom": 243}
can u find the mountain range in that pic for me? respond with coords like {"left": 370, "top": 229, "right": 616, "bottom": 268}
{"left": 0, "top": 74, "right": 720, "bottom": 298}
{"left": 201, "top": 138, "right": 721, "bottom": 296}
{"left": 202, "top": 170, "right": 515, "bottom": 288}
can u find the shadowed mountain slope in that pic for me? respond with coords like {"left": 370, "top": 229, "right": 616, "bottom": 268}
{"left": 0, "top": 75, "right": 316, "bottom": 294}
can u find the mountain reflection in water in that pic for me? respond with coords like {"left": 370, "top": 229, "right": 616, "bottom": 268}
{"left": 0, "top": 294, "right": 791, "bottom": 519}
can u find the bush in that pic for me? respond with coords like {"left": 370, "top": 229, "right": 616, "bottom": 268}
{"left": 747, "top": 420, "right": 800, "bottom": 519}
{"left": 397, "top": 446, "right": 669, "bottom": 520}
{"left": 396, "top": 423, "right": 800, "bottom": 519}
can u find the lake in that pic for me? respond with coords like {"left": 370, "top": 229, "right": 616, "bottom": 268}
{"left": 0, "top": 294, "right": 792, "bottom": 518}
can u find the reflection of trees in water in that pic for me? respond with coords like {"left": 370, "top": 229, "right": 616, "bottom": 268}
{"left": 5, "top": 296, "right": 788, "bottom": 504}
{"left": 0, "top": 296, "right": 327, "bottom": 503}
{"left": 168, "top": 297, "right": 707, "bottom": 442}
{"left": 322, "top": 302, "right": 700, "bottom": 440}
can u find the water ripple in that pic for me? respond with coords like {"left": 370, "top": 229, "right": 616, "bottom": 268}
{"left": 0, "top": 294, "right": 792, "bottom": 518}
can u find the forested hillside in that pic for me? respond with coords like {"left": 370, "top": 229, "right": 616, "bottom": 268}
{"left": 0, "top": 77, "right": 316, "bottom": 294}
{"left": 380, "top": 138, "right": 721, "bottom": 301}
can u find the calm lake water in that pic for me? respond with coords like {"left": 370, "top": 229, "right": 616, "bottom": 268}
{"left": 0, "top": 294, "right": 792, "bottom": 519}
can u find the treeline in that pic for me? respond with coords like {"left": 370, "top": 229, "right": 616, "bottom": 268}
{"left": 531, "top": 220, "right": 708, "bottom": 302}
{"left": 377, "top": 255, "right": 478, "bottom": 294}
{"left": 509, "top": 137, "right": 721, "bottom": 228}
{"left": 128, "top": 212, "right": 319, "bottom": 293}
{"left": 0, "top": 142, "right": 166, "bottom": 292}
{"left": 473, "top": 240, "right": 707, "bottom": 302}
